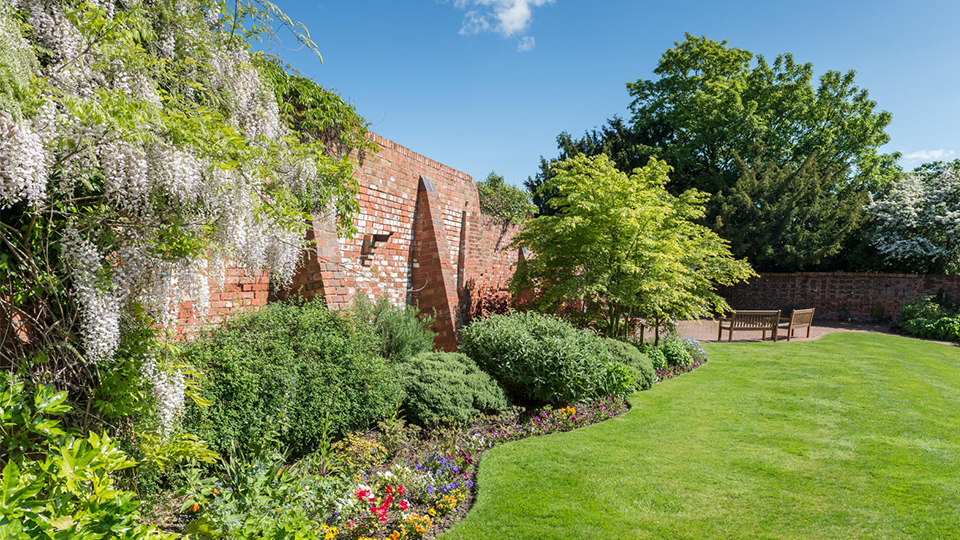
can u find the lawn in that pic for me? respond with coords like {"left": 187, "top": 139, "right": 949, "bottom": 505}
{"left": 439, "top": 333, "right": 960, "bottom": 540}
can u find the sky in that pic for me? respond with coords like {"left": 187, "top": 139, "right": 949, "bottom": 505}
{"left": 266, "top": 0, "right": 960, "bottom": 187}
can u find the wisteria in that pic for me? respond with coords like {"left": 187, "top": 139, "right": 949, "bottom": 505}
{"left": 0, "top": 0, "right": 369, "bottom": 434}
{"left": 141, "top": 353, "right": 187, "bottom": 436}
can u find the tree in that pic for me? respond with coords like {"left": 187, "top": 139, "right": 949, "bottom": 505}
{"left": 476, "top": 171, "right": 535, "bottom": 224}
{"left": 510, "top": 154, "right": 755, "bottom": 338}
{"left": 524, "top": 116, "right": 658, "bottom": 216}
{"left": 531, "top": 34, "right": 898, "bottom": 270}
{"left": 868, "top": 168, "right": 960, "bottom": 274}
{"left": 712, "top": 151, "right": 869, "bottom": 271}
{"left": 0, "top": 0, "right": 372, "bottom": 431}
{"left": 626, "top": 33, "right": 900, "bottom": 196}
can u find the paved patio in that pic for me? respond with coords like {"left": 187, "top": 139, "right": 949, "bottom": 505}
{"left": 677, "top": 318, "right": 898, "bottom": 343}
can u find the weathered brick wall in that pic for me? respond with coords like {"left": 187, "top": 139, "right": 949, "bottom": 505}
{"left": 284, "top": 133, "right": 522, "bottom": 350}
{"left": 720, "top": 273, "right": 960, "bottom": 321}
{"left": 176, "top": 266, "right": 270, "bottom": 336}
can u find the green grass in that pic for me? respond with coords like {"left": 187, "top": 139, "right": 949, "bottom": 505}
{"left": 440, "top": 333, "right": 960, "bottom": 539}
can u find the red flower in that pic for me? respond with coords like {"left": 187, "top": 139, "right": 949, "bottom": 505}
{"left": 399, "top": 500, "right": 409, "bottom": 511}
{"left": 398, "top": 485, "right": 405, "bottom": 496}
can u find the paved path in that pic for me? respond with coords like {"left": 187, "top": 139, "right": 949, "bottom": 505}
{"left": 677, "top": 318, "right": 898, "bottom": 343}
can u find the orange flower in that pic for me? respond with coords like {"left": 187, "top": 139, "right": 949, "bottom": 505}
{"left": 189, "top": 503, "right": 199, "bottom": 512}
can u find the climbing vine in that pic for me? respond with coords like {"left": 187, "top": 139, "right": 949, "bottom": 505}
{"left": 0, "top": 0, "right": 373, "bottom": 434}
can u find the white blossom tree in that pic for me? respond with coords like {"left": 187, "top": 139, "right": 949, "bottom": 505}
{"left": 0, "top": 0, "right": 372, "bottom": 434}
{"left": 868, "top": 169, "right": 960, "bottom": 274}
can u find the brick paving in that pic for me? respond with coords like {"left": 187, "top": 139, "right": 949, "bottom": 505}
{"left": 677, "top": 318, "right": 898, "bottom": 343}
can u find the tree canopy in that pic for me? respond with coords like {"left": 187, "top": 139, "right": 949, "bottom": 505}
{"left": 476, "top": 171, "right": 535, "bottom": 224}
{"left": 868, "top": 168, "right": 960, "bottom": 274}
{"left": 528, "top": 34, "right": 900, "bottom": 272}
{"left": 511, "top": 154, "right": 755, "bottom": 338}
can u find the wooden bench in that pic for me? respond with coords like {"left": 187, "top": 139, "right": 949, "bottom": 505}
{"left": 717, "top": 310, "right": 781, "bottom": 342}
{"left": 779, "top": 308, "right": 815, "bottom": 340}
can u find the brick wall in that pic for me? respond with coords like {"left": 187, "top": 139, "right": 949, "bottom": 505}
{"left": 176, "top": 266, "right": 270, "bottom": 337}
{"left": 282, "top": 133, "right": 522, "bottom": 350}
{"left": 719, "top": 273, "right": 960, "bottom": 321}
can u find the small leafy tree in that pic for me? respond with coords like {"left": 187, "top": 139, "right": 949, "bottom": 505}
{"left": 476, "top": 171, "right": 535, "bottom": 224}
{"left": 510, "top": 154, "right": 755, "bottom": 338}
{"left": 868, "top": 168, "right": 960, "bottom": 274}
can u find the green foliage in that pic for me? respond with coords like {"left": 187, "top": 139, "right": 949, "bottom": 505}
{"left": 531, "top": 34, "right": 898, "bottom": 271}
{"left": 638, "top": 344, "right": 667, "bottom": 371}
{"left": 900, "top": 296, "right": 955, "bottom": 322}
{"left": 512, "top": 154, "right": 755, "bottom": 337}
{"left": 0, "top": 0, "right": 372, "bottom": 421}
{"left": 349, "top": 294, "right": 436, "bottom": 362}
{"left": 604, "top": 338, "right": 655, "bottom": 391}
{"left": 459, "top": 311, "right": 619, "bottom": 406}
{"left": 181, "top": 299, "right": 400, "bottom": 457}
{"left": 182, "top": 443, "right": 339, "bottom": 540}
{"left": 898, "top": 295, "right": 960, "bottom": 343}
{"left": 660, "top": 340, "right": 694, "bottom": 368}
{"left": 900, "top": 316, "right": 960, "bottom": 343}
{"left": 0, "top": 376, "right": 175, "bottom": 540}
{"left": 398, "top": 352, "right": 510, "bottom": 426}
{"left": 626, "top": 33, "right": 898, "bottom": 196}
{"left": 713, "top": 152, "right": 869, "bottom": 271}
{"left": 477, "top": 171, "right": 536, "bottom": 224}
{"left": 328, "top": 432, "right": 388, "bottom": 476}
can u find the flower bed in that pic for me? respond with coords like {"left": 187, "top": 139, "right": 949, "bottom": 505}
{"left": 170, "top": 351, "right": 706, "bottom": 539}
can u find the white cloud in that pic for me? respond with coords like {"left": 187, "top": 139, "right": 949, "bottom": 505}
{"left": 453, "top": 0, "right": 553, "bottom": 50}
{"left": 517, "top": 36, "right": 535, "bottom": 51}
{"left": 904, "top": 149, "right": 955, "bottom": 161}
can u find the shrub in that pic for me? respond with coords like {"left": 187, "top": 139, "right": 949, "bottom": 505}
{"left": 182, "top": 299, "right": 400, "bottom": 457}
{"left": 901, "top": 316, "right": 960, "bottom": 343}
{"left": 467, "top": 286, "right": 513, "bottom": 323}
{"left": 660, "top": 339, "right": 693, "bottom": 367}
{"left": 0, "top": 376, "right": 175, "bottom": 540}
{"left": 900, "top": 295, "right": 954, "bottom": 322}
{"left": 350, "top": 294, "right": 436, "bottom": 362}
{"left": 680, "top": 337, "right": 708, "bottom": 362}
{"left": 459, "top": 311, "right": 617, "bottom": 405}
{"left": 638, "top": 343, "right": 667, "bottom": 371}
{"left": 604, "top": 338, "right": 655, "bottom": 391}
{"left": 398, "top": 352, "right": 509, "bottom": 426}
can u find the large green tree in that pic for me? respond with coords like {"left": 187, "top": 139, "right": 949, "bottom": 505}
{"left": 626, "top": 33, "right": 899, "bottom": 195}
{"left": 712, "top": 151, "right": 869, "bottom": 271}
{"left": 529, "top": 34, "right": 899, "bottom": 271}
{"left": 511, "top": 154, "right": 755, "bottom": 338}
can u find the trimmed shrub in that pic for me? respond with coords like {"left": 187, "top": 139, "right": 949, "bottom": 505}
{"left": 660, "top": 339, "right": 693, "bottom": 367}
{"left": 349, "top": 294, "right": 436, "bottom": 362}
{"left": 398, "top": 352, "right": 509, "bottom": 425}
{"left": 459, "top": 311, "right": 618, "bottom": 405}
{"left": 604, "top": 338, "right": 655, "bottom": 391}
{"left": 182, "top": 299, "right": 400, "bottom": 457}
{"left": 638, "top": 344, "right": 667, "bottom": 371}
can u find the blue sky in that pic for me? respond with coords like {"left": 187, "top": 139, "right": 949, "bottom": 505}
{"left": 268, "top": 1, "right": 960, "bottom": 186}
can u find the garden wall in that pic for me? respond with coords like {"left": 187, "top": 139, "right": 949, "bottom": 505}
{"left": 178, "top": 133, "right": 522, "bottom": 350}
{"left": 719, "top": 273, "right": 960, "bottom": 322}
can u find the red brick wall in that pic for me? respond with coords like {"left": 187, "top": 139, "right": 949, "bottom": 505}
{"left": 176, "top": 266, "right": 270, "bottom": 337}
{"left": 720, "top": 273, "right": 960, "bottom": 321}
{"left": 285, "top": 133, "right": 522, "bottom": 350}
